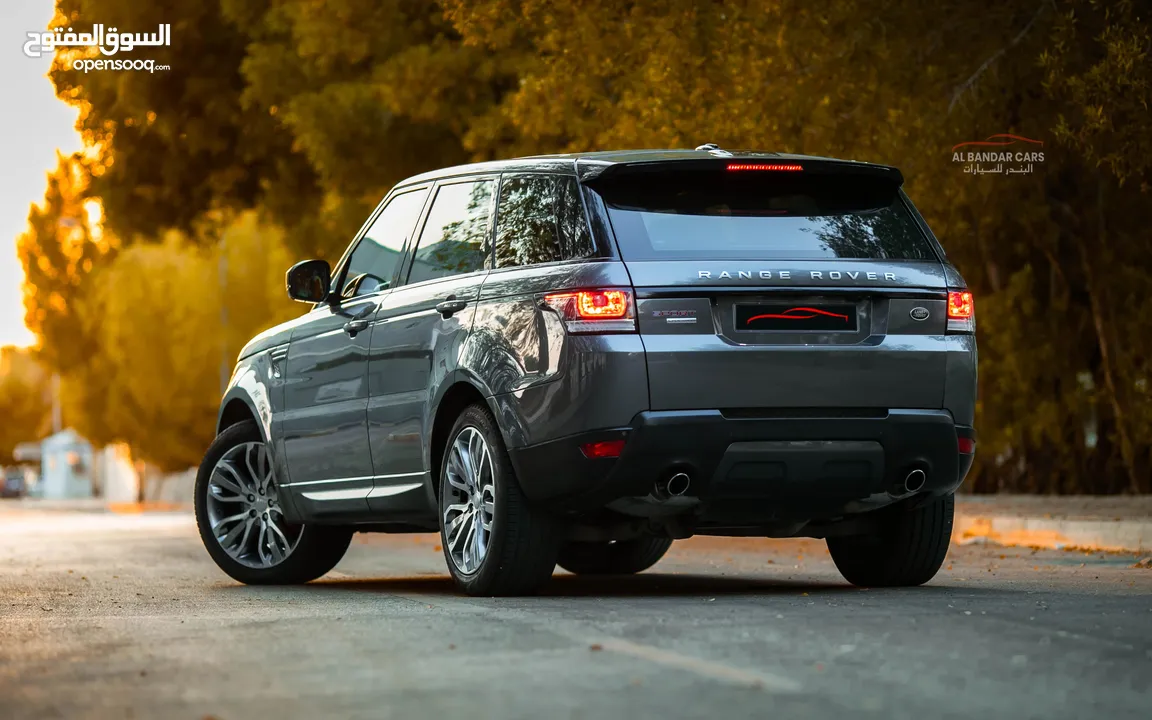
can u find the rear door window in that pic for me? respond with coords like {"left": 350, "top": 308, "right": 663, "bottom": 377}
{"left": 407, "top": 179, "right": 494, "bottom": 285}
{"left": 494, "top": 174, "right": 597, "bottom": 268}
{"left": 596, "top": 171, "right": 934, "bottom": 261}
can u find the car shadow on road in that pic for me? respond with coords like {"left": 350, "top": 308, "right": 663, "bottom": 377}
{"left": 296, "top": 572, "right": 929, "bottom": 598}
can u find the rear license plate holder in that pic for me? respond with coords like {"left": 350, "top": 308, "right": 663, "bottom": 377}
{"left": 735, "top": 303, "right": 858, "bottom": 332}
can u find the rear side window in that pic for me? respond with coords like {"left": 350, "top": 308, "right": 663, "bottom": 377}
{"left": 596, "top": 171, "right": 934, "bottom": 261}
{"left": 407, "top": 180, "right": 494, "bottom": 285}
{"left": 494, "top": 174, "right": 597, "bottom": 268}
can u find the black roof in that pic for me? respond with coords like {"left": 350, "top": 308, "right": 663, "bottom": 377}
{"left": 396, "top": 148, "right": 903, "bottom": 188}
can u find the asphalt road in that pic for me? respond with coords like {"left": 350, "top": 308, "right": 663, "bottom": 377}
{"left": 1, "top": 506, "right": 1149, "bottom": 720}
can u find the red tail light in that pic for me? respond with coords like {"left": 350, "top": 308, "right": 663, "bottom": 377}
{"left": 580, "top": 439, "right": 627, "bottom": 459}
{"left": 947, "top": 291, "right": 973, "bottom": 318}
{"left": 947, "top": 290, "right": 975, "bottom": 333}
{"left": 543, "top": 289, "right": 636, "bottom": 333}
{"left": 727, "top": 163, "right": 804, "bottom": 172}
{"left": 958, "top": 437, "right": 976, "bottom": 454}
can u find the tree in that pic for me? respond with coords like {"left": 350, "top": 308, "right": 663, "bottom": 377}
{"left": 16, "top": 152, "right": 114, "bottom": 375}
{"left": 73, "top": 213, "right": 300, "bottom": 471}
{"left": 51, "top": 0, "right": 509, "bottom": 260}
{"left": 0, "top": 347, "right": 51, "bottom": 466}
{"left": 50, "top": 0, "right": 307, "bottom": 246}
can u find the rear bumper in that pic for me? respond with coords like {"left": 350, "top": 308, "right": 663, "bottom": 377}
{"left": 509, "top": 408, "right": 975, "bottom": 519}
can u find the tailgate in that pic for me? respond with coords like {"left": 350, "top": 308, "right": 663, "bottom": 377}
{"left": 587, "top": 160, "right": 951, "bottom": 412}
{"left": 631, "top": 259, "right": 949, "bottom": 411}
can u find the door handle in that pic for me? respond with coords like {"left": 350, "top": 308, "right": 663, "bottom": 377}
{"left": 343, "top": 303, "right": 378, "bottom": 337}
{"left": 343, "top": 318, "right": 370, "bottom": 336}
{"left": 435, "top": 296, "right": 469, "bottom": 319}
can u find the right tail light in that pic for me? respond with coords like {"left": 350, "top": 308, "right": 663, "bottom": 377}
{"left": 947, "top": 290, "right": 975, "bottom": 334}
{"left": 542, "top": 289, "right": 636, "bottom": 334}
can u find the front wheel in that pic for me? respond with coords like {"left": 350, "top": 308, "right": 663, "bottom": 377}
{"left": 438, "top": 403, "right": 561, "bottom": 596}
{"left": 826, "top": 493, "right": 955, "bottom": 587}
{"left": 557, "top": 537, "right": 673, "bottom": 575}
{"left": 195, "top": 421, "right": 352, "bottom": 585}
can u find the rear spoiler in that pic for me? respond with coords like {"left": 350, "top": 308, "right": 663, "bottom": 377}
{"left": 577, "top": 157, "right": 904, "bottom": 187}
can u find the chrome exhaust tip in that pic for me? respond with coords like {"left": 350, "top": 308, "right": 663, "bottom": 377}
{"left": 666, "top": 472, "right": 691, "bottom": 497}
{"left": 904, "top": 468, "right": 926, "bottom": 494}
{"left": 654, "top": 472, "right": 691, "bottom": 499}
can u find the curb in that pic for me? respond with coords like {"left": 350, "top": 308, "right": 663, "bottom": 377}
{"left": 107, "top": 502, "right": 192, "bottom": 514}
{"left": 953, "top": 514, "right": 1152, "bottom": 553}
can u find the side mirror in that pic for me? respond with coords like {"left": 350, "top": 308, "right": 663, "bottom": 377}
{"left": 286, "top": 259, "right": 332, "bottom": 303}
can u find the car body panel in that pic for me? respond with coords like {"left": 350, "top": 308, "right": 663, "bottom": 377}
{"left": 365, "top": 271, "right": 487, "bottom": 512}
{"left": 277, "top": 294, "right": 380, "bottom": 517}
{"left": 487, "top": 333, "right": 649, "bottom": 448}
{"left": 625, "top": 260, "right": 952, "bottom": 414}
{"left": 471, "top": 260, "right": 635, "bottom": 396}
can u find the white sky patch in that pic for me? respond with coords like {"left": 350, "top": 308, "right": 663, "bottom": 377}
{"left": 0, "top": 0, "right": 83, "bottom": 348}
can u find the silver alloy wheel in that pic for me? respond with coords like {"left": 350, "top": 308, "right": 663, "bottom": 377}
{"left": 443, "top": 426, "right": 496, "bottom": 575}
{"left": 205, "top": 441, "right": 301, "bottom": 568}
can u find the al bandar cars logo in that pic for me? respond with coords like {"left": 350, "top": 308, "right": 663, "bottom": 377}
{"left": 952, "top": 133, "right": 1044, "bottom": 175}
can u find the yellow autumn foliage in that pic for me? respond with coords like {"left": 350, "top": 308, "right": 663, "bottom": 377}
{"left": 68, "top": 213, "right": 300, "bottom": 471}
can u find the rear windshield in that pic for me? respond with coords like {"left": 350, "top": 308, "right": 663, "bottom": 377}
{"left": 595, "top": 171, "right": 936, "bottom": 261}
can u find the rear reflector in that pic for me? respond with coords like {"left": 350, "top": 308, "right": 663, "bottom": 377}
{"left": 580, "top": 439, "right": 627, "bottom": 459}
{"left": 543, "top": 289, "right": 636, "bottom": 333}
{"left": 947, "top": 290, "right": 975, "bottom": 334}
{"left": 958, "top": 437, "right": 976, "bottom": 454}
{"left": 727, "top": 163, "right": 804, "bottom": 172}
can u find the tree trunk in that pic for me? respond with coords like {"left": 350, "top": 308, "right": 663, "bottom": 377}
{"left": 1076, "top": 175, "right": 1146, "bottom": 494}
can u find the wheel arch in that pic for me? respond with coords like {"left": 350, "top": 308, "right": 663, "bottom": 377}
{"left": 429, "top": 380, "right": 488, "bottom": 496}
{"left": 215, "top": 352, "right": 279, "bottom": 444}
{"left": 216, "top": 390, "right": 269, "bottom": 443}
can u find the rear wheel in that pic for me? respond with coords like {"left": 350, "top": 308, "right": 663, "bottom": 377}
{"left": 438, "top": 403, "right": 561, "bottom": 596}
{"left": 826, "top": 493, "right": 954, "bottom": 587}
{"left": 557, "top": 537, "right": 673, "bottom": 575}
{"left": 195, "top": 421, "right": 352, "bottom": 585}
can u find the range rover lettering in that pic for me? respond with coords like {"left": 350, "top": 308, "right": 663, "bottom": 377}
{"left": 195, "top": 147, "right": 978, "bottom": 596}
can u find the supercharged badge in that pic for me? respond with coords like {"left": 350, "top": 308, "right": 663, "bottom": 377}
{"left": 653, "top": 309, "right": 697, "bottom": 325}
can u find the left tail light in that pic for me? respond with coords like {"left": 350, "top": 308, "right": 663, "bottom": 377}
{"left": 543, "top": 289, "right": 636, "bottom": 333}
{"left": 946, "top": 290, "right": 975, "bottom": 334}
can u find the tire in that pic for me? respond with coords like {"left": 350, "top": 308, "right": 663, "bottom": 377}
{"left": 438, "top": 403, "right": 561, "bottom": 596}
{"left": 827, "top": 493, "right": 955, "bottom": 587}
{"left": 557, "top": 537, "right": 673, "bottom": 575}
{"left": 195, "top": 420, "right": 352, "bottom": 585}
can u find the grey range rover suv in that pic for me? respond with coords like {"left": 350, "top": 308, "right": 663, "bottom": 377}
{"left": 195, "top": 148, "right": 977, "bottom": 596}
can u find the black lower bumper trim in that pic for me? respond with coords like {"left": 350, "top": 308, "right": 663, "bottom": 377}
{"left": 510, "top": 409, "right": 972, "bottom": 516}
